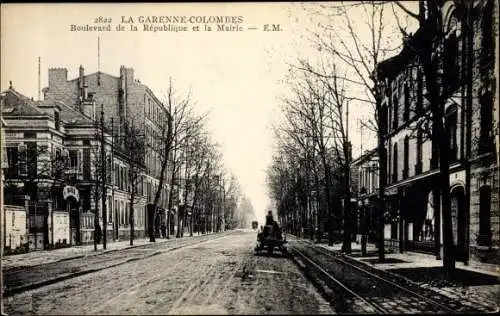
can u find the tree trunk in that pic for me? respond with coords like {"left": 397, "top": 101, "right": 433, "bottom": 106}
{"left": 130, "top": 194, "right": 134, "bottom": 246}
{"left": 342, "top": 144, "right": 352, "bottom": 253}
{"left": 377, "top": 139, "right": 387, "bottom": 262}
{"left": 436, "top": 114, "right": 455, "bottom": 278}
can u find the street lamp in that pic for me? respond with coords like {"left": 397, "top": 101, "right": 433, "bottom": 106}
{"left": 359, "top": 187, "right": 368, "bottom": 256}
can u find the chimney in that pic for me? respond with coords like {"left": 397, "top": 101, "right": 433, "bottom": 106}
{"left": 79, "top": 65, "right": 84, "bottom": 89}
{"left": 48, "top": 68, "right": 68, "bottom": 87}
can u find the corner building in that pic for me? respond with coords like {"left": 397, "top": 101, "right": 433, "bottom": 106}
{"left": 376, "top": 0, "right": 498, "bottom": 264}
{"left": 43, "top": 65, "right": 171, "bottom": 241}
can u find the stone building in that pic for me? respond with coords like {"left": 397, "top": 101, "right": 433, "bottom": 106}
{"left": 42, "top": 65, "right": 171, "bottom": 239}
{"left": 351, "top": 149, "right": 379, "bottom": 242}
{"left": 1, "top": 85, "right": 144, "bottom": 248}
{"left": 375, "top": 0, "right": 498, "bottom": 263}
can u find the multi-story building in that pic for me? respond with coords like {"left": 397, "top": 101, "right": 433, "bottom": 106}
{"left": 351, "top": 149, "right": 379, "bottom": 242}
{"left": 42, "top": 65, "right": 171, "bottom": 239}
{"left": 376, "top": 0, "right": 498, "bottom": 263}
{"left": 1, "top": 84, "right": 145, "bottom": 249}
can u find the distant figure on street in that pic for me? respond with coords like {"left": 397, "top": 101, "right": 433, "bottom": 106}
{"left": 161, "top": 223, "right": 167, "bottom": 238}
{"left": 95, "top": 222, "right": 102, "bottom": 244}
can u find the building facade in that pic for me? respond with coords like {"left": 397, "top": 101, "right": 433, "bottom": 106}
{"left": 351, "top": 149, "right": 379, "bottom": 243}
{"left": 375, "top": 0, "right": 498, "bottom": 263}
{"left": 42, "top": 65, "right": 171, "bottom": 239}
{"left": 1, "top": 85, "right": 145, "bottom": 249}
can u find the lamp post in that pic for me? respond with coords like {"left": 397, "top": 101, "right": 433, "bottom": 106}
{"left": 359, "top": 187, "right": 368, "bottom": 256}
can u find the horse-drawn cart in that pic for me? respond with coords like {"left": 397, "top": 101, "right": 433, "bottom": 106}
{"left": 255, "top": 223, "right": 288, "bottom": 256}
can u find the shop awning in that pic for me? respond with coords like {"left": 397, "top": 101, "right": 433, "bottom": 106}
{"left": 384, "top": 169, "right": 439, "bottom": 196}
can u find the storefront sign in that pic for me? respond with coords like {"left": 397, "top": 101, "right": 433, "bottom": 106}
{"left": 63, "top": 185, "right": 80, "bottom": 202}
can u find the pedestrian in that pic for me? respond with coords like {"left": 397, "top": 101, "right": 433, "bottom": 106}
{"left": 95, "top": 222, "right": 102, "bottom": 244}
{"left": 161, "top": 223, "right": 167, "bottom": 238}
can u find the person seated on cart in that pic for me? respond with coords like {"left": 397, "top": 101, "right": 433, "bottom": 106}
{"left": 257, "top": 225, "right": 264, "bottom": 242}
{"left": 265, "top": 211, "right": 274, "bottom": 226}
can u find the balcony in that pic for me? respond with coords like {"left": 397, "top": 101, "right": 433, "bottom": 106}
{"left": 65, "top": 168, "right": 83, "bottom": 181}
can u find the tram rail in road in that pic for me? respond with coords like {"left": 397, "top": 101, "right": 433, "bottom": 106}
{"left": 2, "top": 231, "right": 235, "bottom": 297}
{"left": 288, "top": 240, "right": 482, "bottom": 314}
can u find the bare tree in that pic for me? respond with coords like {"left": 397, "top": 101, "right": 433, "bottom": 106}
{"left": 389, "top": 0, "right": 479, "bottom": 277}
{"left": 279, "top": 69, "right": 341, "bottom": 245}
{"left": 148, "top": 77, "right": 205, "bottom": 241}
{"left": 296, "top": 1, "right": 416, "bottom": 261}
{"left": 122, "top": 118, "right": 146, "bottom": 246}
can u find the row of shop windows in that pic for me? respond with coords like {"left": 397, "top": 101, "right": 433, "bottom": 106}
{"left": 385, "top": 185, "right": 493, "bottom": 247}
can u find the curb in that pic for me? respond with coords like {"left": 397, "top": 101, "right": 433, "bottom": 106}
{"left": 2, "top": 238, "right": 171, "bottom": 273}
{"left": 2, "top": 232, "right": 233, "bottom": 297}
{"left": 309, "top": 241, "right": 496, "bottom": 313}
{"left": 2, "top": 233, "right": 224, "bottom": 272}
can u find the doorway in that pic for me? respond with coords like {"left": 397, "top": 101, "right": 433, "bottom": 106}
{"left": 451, "top": 186, "right": 468, "bottom": 262}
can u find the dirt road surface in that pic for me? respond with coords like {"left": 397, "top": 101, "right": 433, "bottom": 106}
{"left": 3, "top": 230, "right": 333, "bottom": 315}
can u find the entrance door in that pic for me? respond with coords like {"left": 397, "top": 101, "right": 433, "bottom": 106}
{"left": 451, "top": 186, "right": 467, "bottom": 262}
{"left": 67, "top": 197, "right": 80, "bottom": 245}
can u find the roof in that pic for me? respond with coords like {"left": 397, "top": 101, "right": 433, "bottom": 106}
{"left": 376, "top": 19, "right": 435, "bottom": 81}
{"left": 351, "top": 148, "right": 378, "bottom": 166}
{"left": 0, "top": 88, "right": 46, "bottom": 117}
{"left": 1, "top": 86, "right": 95, "bottom": 127}
{"left": 36, "top": 99, "right": 95, "bottom": 126}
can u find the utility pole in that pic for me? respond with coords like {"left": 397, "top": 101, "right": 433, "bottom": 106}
{"left": 37, "top": 57, "right": 41, "bottom": 101}
{"left": 100, "top": 104, "right": 107, "bottom": 249}
{"left": 111, "top": 117, "right": 116, "bottom": 242}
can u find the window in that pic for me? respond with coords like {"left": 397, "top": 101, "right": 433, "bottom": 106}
{"left": 403, "top": 136, "right": 409, "bottom": 179}
{"left": 119, "top": 166, "right": 124, "bottom": 190}
{"left": 416, "top": 129, "right": 423, "bottom": 174}
{"left": 53, "top": 111, "right": 61, "bottom": 130}
{"left": 120, "top": 201, "right": 125, "bottom": 225}
{"left": 108, "top": 196, "right": 113, "bottom": 223}
{"left": 83, "top": 148, "right": 91, "bottom": 180}
{"left": 478, "top": 186, "right": 492, "bottom": 246}
{"left": 68, "top": 150, "right": 79, "bottom": 169}
{"left": 123, "top": 203, "right": 129, "bottom": 225}
{"left": 444, "top": 29, "right": 460, "bottom": 91}
{"left": 106, "top": 156, "right": 112, "bottom": 184}
{"left": 392, "top": 143, "right": 398, "bottom": 183}
{"left": 445, "top": 105, "right": 458, "bottom": 162}
{"left": 6, "top": 147, "right": 19, "bottom": 178}
{"left": 26, "top": 142, "right": 37, "bottom": 178}
{"left": 392, "top": 95, "right": 399, "bottom": 129}
{"left": 416, "top": 68, "right": 423, "bottom": 114}
{"left": 403, "top": 84, "right": 410, "bottom": 121}
{"left": 479, "top": 91, "right": 493, "bottom": 154}
{"left": 114, "top": 199, "right": 118, "bottom": 224}
{"left": 381, "top": 105, "right": 388, "bottom": 135}
{"left": 114, "top": 163, "right": 119, "bottom": 185}
{"left": 480, "top": 1, "right": 493, "bottom": 77}
{"left": 123, "top": 167, "right": 130, "bottom": 191}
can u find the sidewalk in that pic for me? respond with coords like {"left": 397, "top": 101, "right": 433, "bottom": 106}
{"left": 1, "top": 232, "right": 220, "bottom": 270}
{"left": 297, "top": 238, "right": 500, "bottom": 313}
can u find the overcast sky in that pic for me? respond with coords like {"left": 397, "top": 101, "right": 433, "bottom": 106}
{"left": 1, "top": 2, "right": 417, "bottom": 223}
